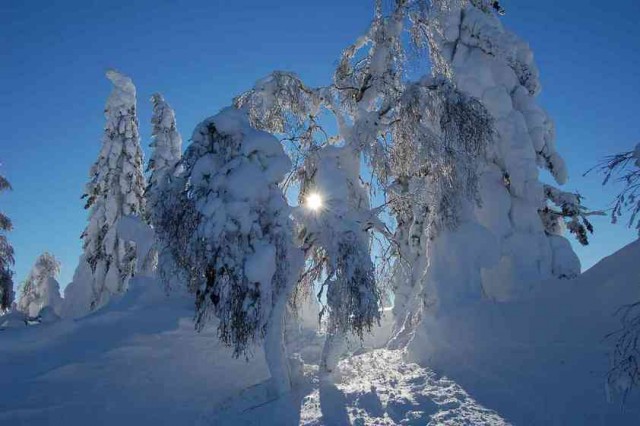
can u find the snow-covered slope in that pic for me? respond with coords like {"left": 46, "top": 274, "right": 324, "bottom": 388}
{"left": 408, "top": 239, "right": 640, "bottom": 425}
{"left": 0, "top": 279, "right": 271, "bottom": 425}
{"left": 2, "top": 241, "right": 639, "bottom": 425}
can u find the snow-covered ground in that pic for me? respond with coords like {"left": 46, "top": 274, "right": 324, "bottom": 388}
{"left": 408, "top": 239, "right": 640, "bottom": 425}
{"left": 1, "top": 242, "right": 640, "bottom": 425}
{"left": 0, "top": 279, "right": 270, "bottom": 425}
{"left": 204, "top": 350, "right": 508, "bottom": 426}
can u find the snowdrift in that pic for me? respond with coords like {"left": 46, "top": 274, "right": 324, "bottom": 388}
{"left": 408, "top": 239, "right": 640, "bottom": 425}
{"left": 1, "top": 241, "right": 639, "bottom": 425}
{"left": 0, "top": 279, "right": 271, "bottom": 425}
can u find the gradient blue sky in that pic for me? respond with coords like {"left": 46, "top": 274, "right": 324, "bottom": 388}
{"left": 1, "top": 0, "right": 639, "bottom": 288}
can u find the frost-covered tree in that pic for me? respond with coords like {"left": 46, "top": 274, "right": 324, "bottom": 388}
{"left": 294, "top": 145, "right": 382, "bottom": 373}
{"left": 178, "top": 107, "right": 302, "bottom": 394}
{"left": 387, "top": 76, "right": 494, "bottom": 347}
{"left": 0, "top": 172, "right": 14, "bottom": 312}
{"left": 589, "top": 143, "right": 640, "bottom": 234}
{"left": 145, "top": 93, "right": 183, "bottom": 288}
{"left": 63, "top": 70, "right": 146, "bottom": 316}
{"left": 17, "top": 252, "right": 63, "bottom": 318}
{"left": 235, "top": 1, "right": 408, "bottom": 370}
{"left": 234, "top": 0, "right": 585, "bottom": 358}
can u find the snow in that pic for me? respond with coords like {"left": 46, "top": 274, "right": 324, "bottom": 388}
{"left": 1, "top": 280, "right": 270, "bottom": 425}
{"left": 116, "top": 215, "right": 155, "bottom": 276}
{"left": 245, "top": 242, "right": 276, "bottom": 287}
{"left": 2, "top": 240, "right": 640, "bottom": 424}
{"left": 105, "top": 69, "right": 136, "bottom": 110}
{"left": 408, "top": 239, "right": 640, "bottom": 425}
{"left": 204, "top": 350, "right": 508, "bottom": 426}
{"left": 1, "top": 3, "right": 638, "bottom": 425}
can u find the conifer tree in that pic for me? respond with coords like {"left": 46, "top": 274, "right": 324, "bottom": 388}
{"left": 64, "top": 70, "right": 146, "bottom": 315}
{"left": 146, "top": 93, "right": 183, "bottom": 288}
{"left": 176, "top": 107, "right": 302, "bottom": 394}
{"left": 18, "top": 252, "right": 62, "bottom": 317}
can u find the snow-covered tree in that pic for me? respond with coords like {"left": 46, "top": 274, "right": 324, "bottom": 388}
{"left": 63, "top": 70, "right": 146, "bottom": 316}
{"left": 407, "top": 0, "right": 583, "bottom": 303}
{"left": 178, "top": 107, "right": 302, "bottom": 394}
{"left": 146, "top": 93, "right": 182, "bottom": 222}
{"left": 0, "top": 172, "right": 14, "bottom": 312}
{"left": 17, "top": 252, "right": 63, "bottom": 318}
{"left": 387, "top": 76, "right": 494, "bottom": 346}
{"left": 145, "top": 93, "right": 183, "bottom": 288}
{"left": 294, "top": 145, "right": 382, "bottom": 373}
{"left": 234, "top": 0, "right": 585, "bottom": 357}
{"left": 234, "top": 2, "right": 409, "bottom": 370}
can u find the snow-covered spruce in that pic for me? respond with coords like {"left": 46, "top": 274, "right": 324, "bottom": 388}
{"left": 17, "top": 252, "right": 63, "bottom": 318}
{"left": 146, "top": 93, "right": 182, "bottom": 224}
{"left": 145, "top": 93, "right": 184, "bottom": 289}
{"left": 181, "top": 107, "right": 302, "bottom": 394}
{"left": 414, "top": 0, "right": 581, "bottom": 303}
{"left": 295, "top": 145, "right": 382, "bottom": 374}
{"left": 63, "top": 70, "right": 146, "bottom": 317}
{"left": 0, "top": 172, "right": 14, "bottom": 312}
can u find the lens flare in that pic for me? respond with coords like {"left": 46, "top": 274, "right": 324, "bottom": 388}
{"left": 306, "top": 192, "right": 323, "bottom": 211}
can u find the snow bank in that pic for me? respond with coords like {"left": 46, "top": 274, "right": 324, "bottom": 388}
{"left": 407, "top": 239, "right": 640, "bottom": 425}
{"left": 0, "top": 278, "right": 271, "bottom": 426}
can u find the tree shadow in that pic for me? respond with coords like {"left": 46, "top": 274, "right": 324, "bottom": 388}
{"left": 319, "top": 381, "right": 351, "bottom": 426}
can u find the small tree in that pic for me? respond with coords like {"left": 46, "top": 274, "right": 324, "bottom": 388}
{"left": 179, "top": 107, "right": 302, "bottom": 395}
{"left": 64, "top": 70, "right": 146, "bottom": 315}
{"left": 146, "top": 93, "right": 183, "bottom": 288}
{"left": 18, "top": 252, "right": 63, "bottom": 317}
{"left": 0, "top": 172, "right": 14, "bottom": 312}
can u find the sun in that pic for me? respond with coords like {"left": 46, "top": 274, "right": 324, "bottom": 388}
{"left": 306, "top": 192, "right": 323, "bottom": 211}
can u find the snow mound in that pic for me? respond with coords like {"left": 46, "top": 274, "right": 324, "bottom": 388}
{"left": 408, "top": 240, "right": 640, "bottom": 425}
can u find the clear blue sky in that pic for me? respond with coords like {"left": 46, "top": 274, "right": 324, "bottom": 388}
{"left": 1, "top": 0, "right": 639, "bottom": 289}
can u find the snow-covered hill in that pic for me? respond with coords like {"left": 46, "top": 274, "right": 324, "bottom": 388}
{"left": 1, "top": 242, "right": 640, "bottom": 425}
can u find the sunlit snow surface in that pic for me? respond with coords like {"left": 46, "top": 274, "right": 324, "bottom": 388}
{"left": 203, "top": 350, "right": 508, "bottom": 426}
